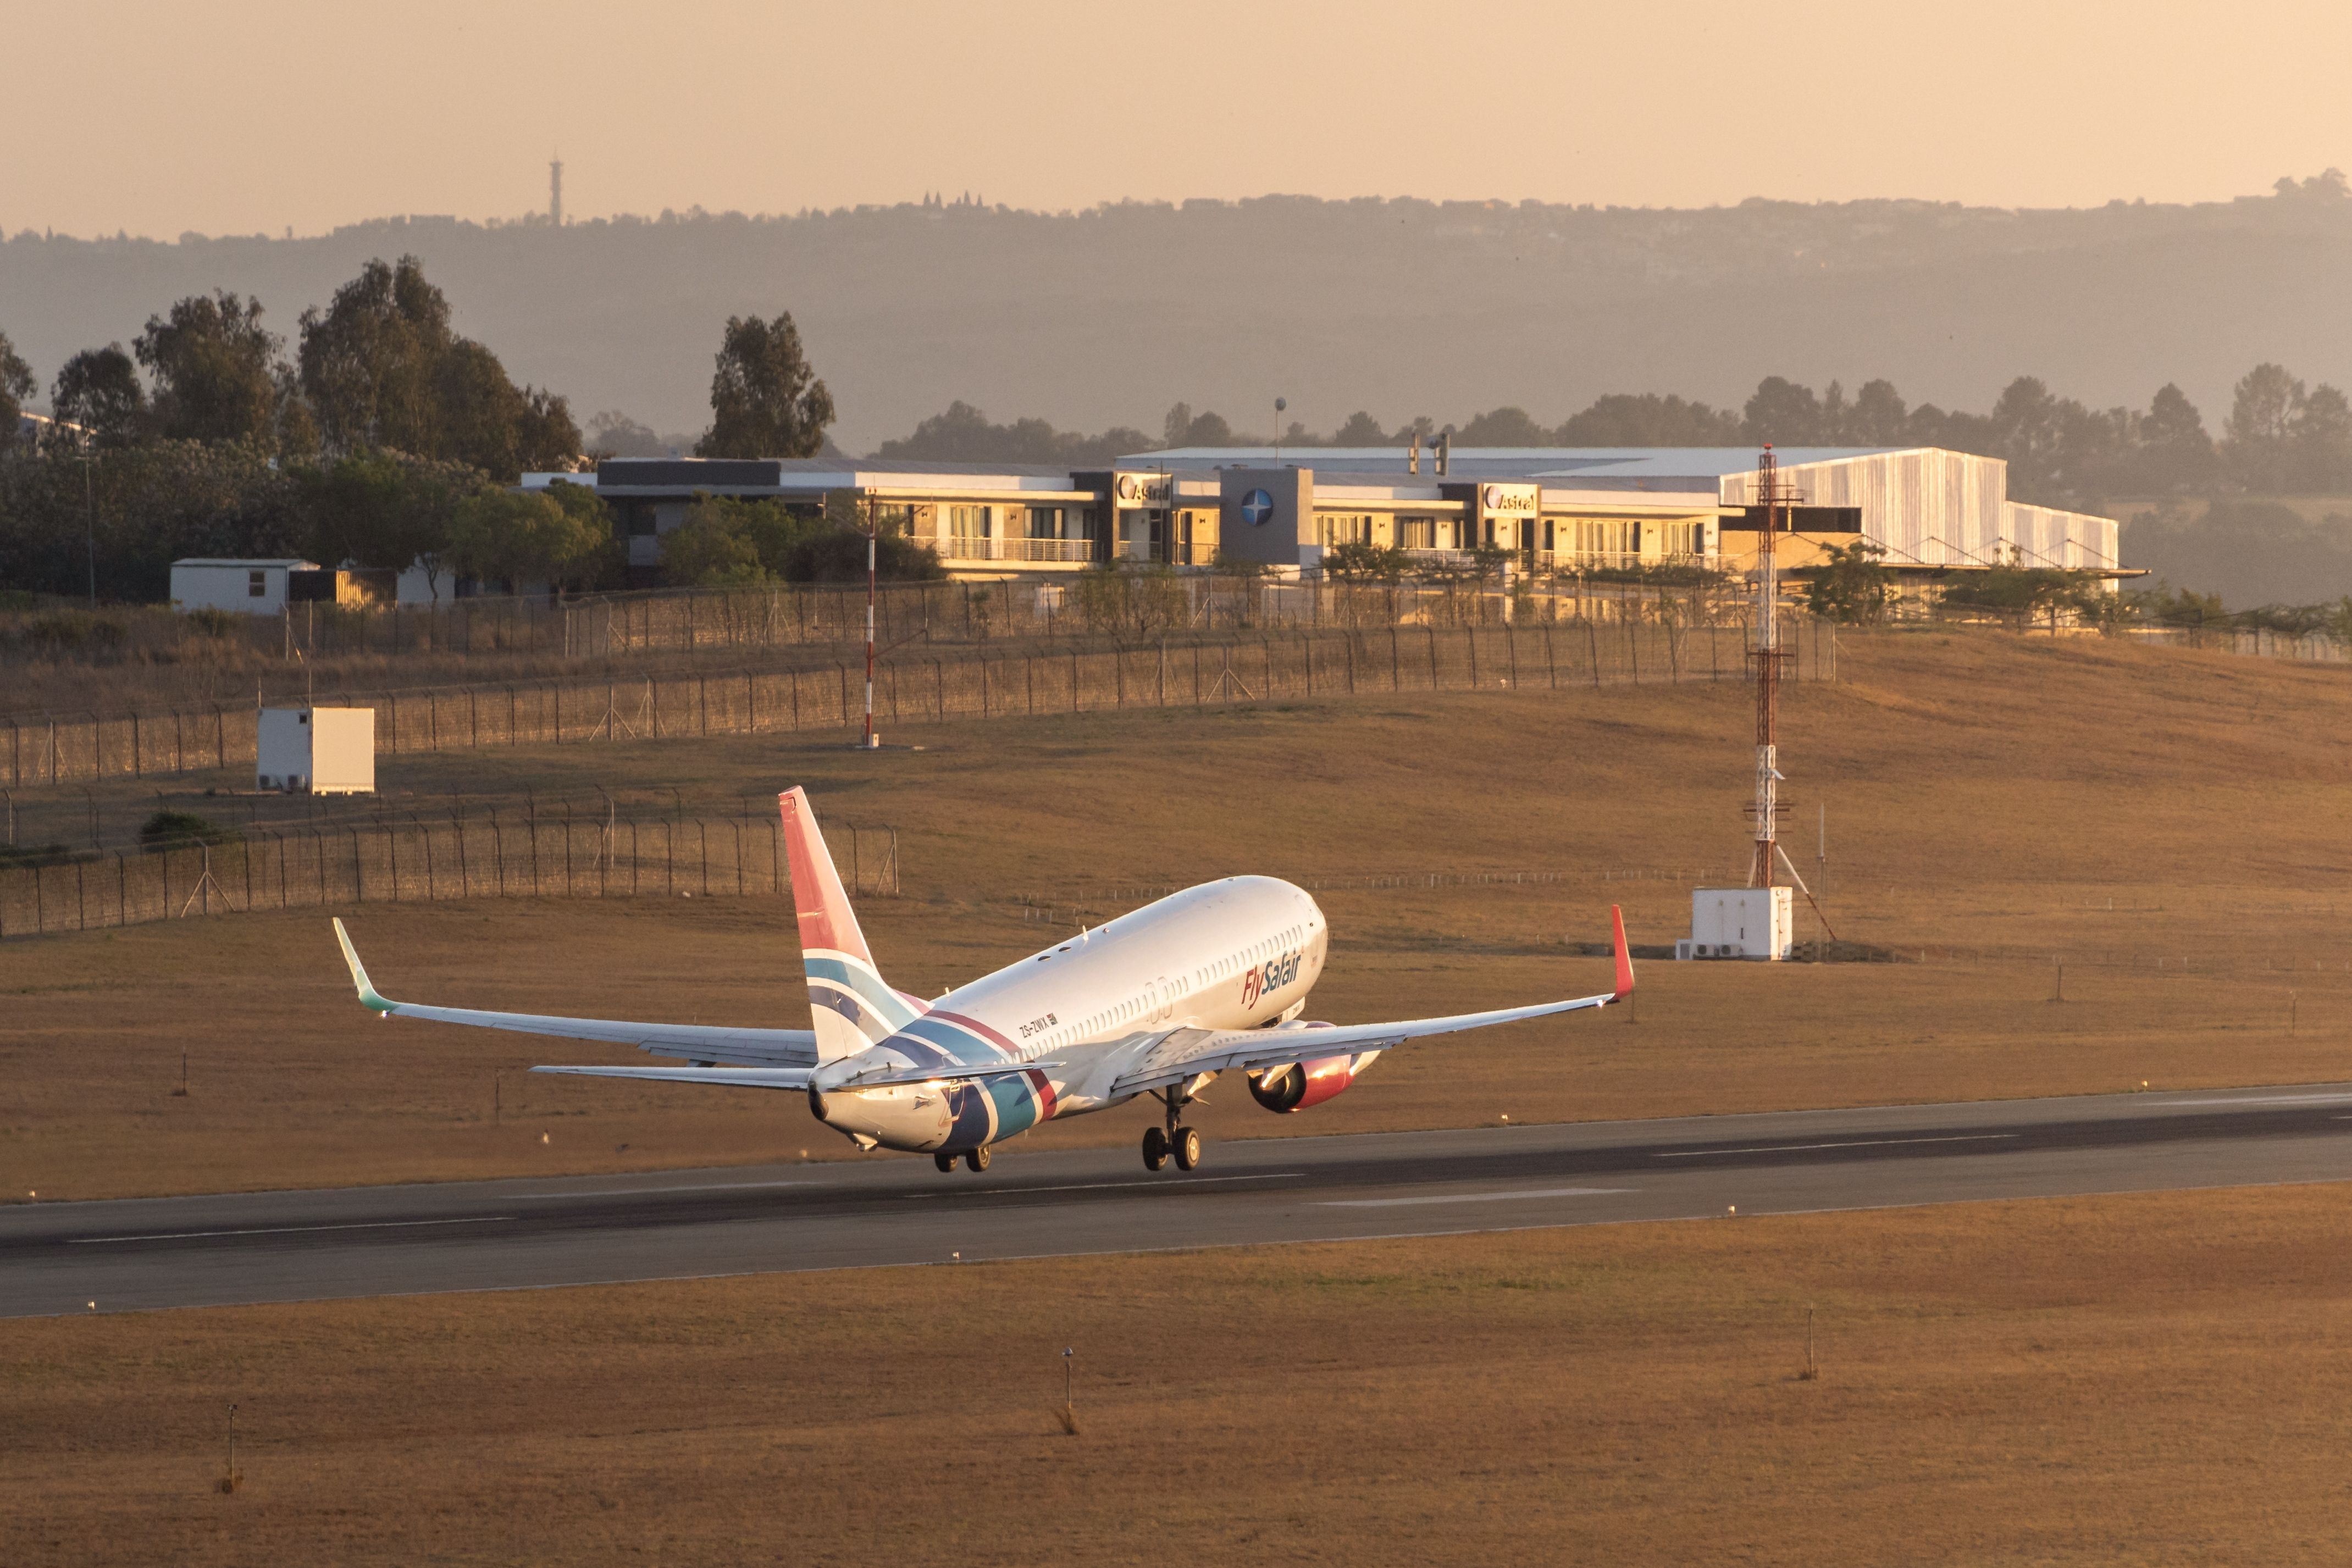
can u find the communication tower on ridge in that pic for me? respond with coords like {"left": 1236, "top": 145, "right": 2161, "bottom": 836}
{"left": 549, "top": 154, "right": 564, "bottom": 226}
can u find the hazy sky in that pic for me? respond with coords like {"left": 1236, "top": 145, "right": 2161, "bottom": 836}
{"left": 12, "top": 0, "right": 2352, "bottom": 237}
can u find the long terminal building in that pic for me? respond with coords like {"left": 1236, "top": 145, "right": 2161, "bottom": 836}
{"left": 544, "top": 446, "right": 2124, "bottom": 588}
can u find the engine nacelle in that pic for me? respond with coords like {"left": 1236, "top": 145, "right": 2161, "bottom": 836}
{"left": 1248, "top": 1052, "right": 1363, "bottom": 1114}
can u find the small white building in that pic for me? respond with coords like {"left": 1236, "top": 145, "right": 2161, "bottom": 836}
{"left": 1681, "top": 886, "right": 1794, "bottom": 961}
{"left": 257, "top": 707, "right": 375, "bottom": 795}
{"left": 171, "top": 558, "right": 319, "bottom": 615}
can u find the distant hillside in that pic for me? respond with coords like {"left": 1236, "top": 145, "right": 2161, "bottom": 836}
{"left": 5, "top": 184, "right": 2352, "bottom": 452}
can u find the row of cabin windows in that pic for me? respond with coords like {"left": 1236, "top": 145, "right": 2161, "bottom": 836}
{"left": 1060, "top": 922, "right": 1315, "bottom": 1042}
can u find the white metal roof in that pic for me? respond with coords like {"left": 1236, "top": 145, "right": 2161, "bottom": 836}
{"left": 170, "top": 558, "right": 319, "bottom": 569}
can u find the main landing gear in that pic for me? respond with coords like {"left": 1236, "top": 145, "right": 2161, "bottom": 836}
{"left": 934, "top": 1145, "right": 992, "bottom": 1174}
{"left": 1142, "top": 1089, "right": 1202, "bottom": 1173}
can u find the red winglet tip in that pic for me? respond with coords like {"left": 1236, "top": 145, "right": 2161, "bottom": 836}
{"left": 1610, "top": 905, "right": 1634, "bottom": 999}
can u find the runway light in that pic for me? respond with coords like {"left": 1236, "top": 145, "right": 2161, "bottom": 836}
{"left": 1726, "top": 1205, "right": 1737, "bottom": 1217}
{"left": 1500, "top": 1115, "right": 1510, "bottom": 1123}
{"left": 540, "top": 1133, "right": 550, "bottom": 1144}
{"left": 951, "top": 1251, "right": 961, "bottom": 1262}
{"left": 87, "top": 1301, "right": 95, "bottom": 1310}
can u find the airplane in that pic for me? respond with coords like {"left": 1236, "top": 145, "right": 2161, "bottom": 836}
{"left": 332, "top": 786, "right": 1633, "bottom": 1174}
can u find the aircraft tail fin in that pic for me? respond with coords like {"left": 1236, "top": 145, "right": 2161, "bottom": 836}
{"left": 779, "top": 788, "right": 914, "bottom": 1063}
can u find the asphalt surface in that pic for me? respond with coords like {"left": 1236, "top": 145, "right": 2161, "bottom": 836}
{"left": 12, "top": 1082, "right": 2352, "bottom": 1318}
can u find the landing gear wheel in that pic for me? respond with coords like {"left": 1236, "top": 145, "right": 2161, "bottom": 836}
{"left": 965, "top": 1144, "right": 992, "bottom": 1173}
{"left": 1142, "top": 1126, "right": 1170, "bottom": 1171}
{"left": 934, "top": 1151, "right": 958, "bottom": 1174}
{"left": 1172, "top": 1126, "right": 1203, "bottom": 1172}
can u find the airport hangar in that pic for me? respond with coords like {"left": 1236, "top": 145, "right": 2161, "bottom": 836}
{"left": 547, "top": 448, "right": 2122, "bottom": 589}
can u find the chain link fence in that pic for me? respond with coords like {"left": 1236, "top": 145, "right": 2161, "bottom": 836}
{"left": 0, "top": 817, "right": 896, "bottom": 940}
{"left": 4, "top": 618, "right": 1834, "bottom": 789}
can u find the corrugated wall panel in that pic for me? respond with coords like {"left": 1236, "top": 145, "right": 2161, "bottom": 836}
{"left": 1722, "top": 450, "right": 2122, "bottom": 569}
{"left": 2000, "top": 503, "right": 2119, "bottom": 570}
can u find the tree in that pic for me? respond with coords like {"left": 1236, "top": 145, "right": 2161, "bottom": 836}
{"left": 297, "top": 256, "right": 452, "bottom": 455}
{"left": 1330, "top": 411, "right": 1390, "bottom": 446}
{"left": 696, "top": 312, "right": 834, "bottom": 458}
{"left": 1742, "top": 376, "right": 1825, "bottom": 445}
{"left": 585, "top": 409, "right": 671, "bottom": 457}
{"left": 294, "top": 255, "right": 573, "bottom": 479}
{"left": 1988, "top": 376, "right": 2071, "bottom": 499}
{"left": 2139, "top": 384, "right": 2215, "bottom": 491}
{"left": 1455, "top": 406, "right": 1551, "bottom": 445}
{"left": 874, "top": 402, "right": 1150, "bottom": 463}
{"left": 1556, "top": 392, "right": 1741, "bottom": 446}
{"left": 0, "top": 328, "right": 34, "bottom": 441}
{"left": 296, "top": 451, "right": 488, "bottom": 596}
{"left": 51, "top": 346, "right": 148, "bottom": 446}
{"left": 1847, "top": 380, "right": 1908, "bottom": 445}
{"left": 1805, "top": 540, "right": 1892, "bottom": 623}
{"left": 1158, "top": 405, "right": 1235, "bottom": 447}
{"left": 1321, "top": 539, "right": 1412, "bottom": 581}
{"left": 134, "top": 291, "right": 282, "bottom": 445}
{"left": 2291, "top": 383, "right": 2352, "bottom": 491}
{"left": 444, "top": 487, "right": 611, "bottom": 591}
{"left": 2224, "top": 363, "right": 2305, "bottom": 491}
{"left": 433, "top": 339, "right": 580, "bottom": 477}
{"left": 0, "top": 437, "right": 302, "bottom": 600}
{"left": 660, "top": 503, "right": 771, "bottom": 585}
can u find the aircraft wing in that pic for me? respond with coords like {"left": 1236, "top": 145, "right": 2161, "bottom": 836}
{"left": 528, "top": 1059, "right": 1061, "bottom": 1091}
{"left": 332, "top": 919, "right": 818, "bottom": 1067}
{"left": 1108, "top": 905, "right": 1634, "bottom": 1100}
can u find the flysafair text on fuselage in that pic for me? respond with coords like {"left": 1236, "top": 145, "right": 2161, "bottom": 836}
{"left": 331, "top": 786, "right": 1633, "bottom": 1175}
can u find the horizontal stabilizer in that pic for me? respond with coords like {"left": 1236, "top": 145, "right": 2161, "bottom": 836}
{"left": 834, "top": 1058, "right": 1063, "bottom": 1088}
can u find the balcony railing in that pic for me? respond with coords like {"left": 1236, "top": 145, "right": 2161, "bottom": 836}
{"left": 936, "top": 535, "right": 1096, "bottom": 564}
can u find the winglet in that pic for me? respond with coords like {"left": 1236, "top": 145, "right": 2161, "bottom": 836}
{"left": 331, "top": 918, "right": 396, "bottom": 1015}
{"left": 1610, "top": 905, "right": 1635, "bottom": 1001}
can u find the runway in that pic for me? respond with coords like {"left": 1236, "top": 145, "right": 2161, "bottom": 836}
{"left": 11, "top": 1081, "right": 2352, "bottom": 1318}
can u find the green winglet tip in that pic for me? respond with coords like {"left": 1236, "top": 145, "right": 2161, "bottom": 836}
{"left": 331, "top": 918, "right": 395, "bottom": 1015}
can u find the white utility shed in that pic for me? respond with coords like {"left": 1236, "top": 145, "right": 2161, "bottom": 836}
{"left": 171, "top": 559, "right": 319, "bottom": 615}
{"left": 1682, "top": 886, "right": 1794, "bottom": 961}
{"left": 257, "top": 707, "right": 375, "bottom": 794}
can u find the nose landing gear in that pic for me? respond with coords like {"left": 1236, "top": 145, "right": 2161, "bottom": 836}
{"left": 1141, "top": 1089, "right": 1202, "bottom": 1172}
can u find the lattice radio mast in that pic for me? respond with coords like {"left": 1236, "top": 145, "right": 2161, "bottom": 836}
{"left": 1747, "top": 444, "right": 1796, "bottom": 888}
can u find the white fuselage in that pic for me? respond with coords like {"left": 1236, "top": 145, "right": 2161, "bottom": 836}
{"left": 812, "top": 876, "right": 1329, "bottom": 1152}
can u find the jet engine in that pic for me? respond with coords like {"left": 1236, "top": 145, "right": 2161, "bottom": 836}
{"left": 1248, "top": 1052, "right": 1362, "bottom": 1113}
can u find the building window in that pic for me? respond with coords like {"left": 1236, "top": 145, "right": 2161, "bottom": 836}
{"left": 1397, "top": 517, "right": 1435, "bottom": 550}
{"left": 872, "top": 503, "right": 916, "bottom": 536}
{"left": 248, "top": 570, "right": 267, "bottom": 597}
{"left": 1028, "top": 506, "right": 1062, "bottom": 540}
{"left": 1315, "top": 513, "right": 1371, "bottom": 547}
{"left": 1662, "top": 519, "right": 1708, "bottom": 557}
{"left": 948, "top": 505, "right": 989, "bottom": 541}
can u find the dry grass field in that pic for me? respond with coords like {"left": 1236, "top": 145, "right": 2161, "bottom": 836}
{"left": 8, "top": 627, "right": 2352, "bottom": 1199}
{"left": 10, "top": 1183, "right": 2352, "bottom": 1566}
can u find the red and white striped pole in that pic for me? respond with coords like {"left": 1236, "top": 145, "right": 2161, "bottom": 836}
{"left": 863, "top": 505, "right": 878, "bottom": 749}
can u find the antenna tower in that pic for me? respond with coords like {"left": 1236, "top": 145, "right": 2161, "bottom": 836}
{"left": 549, "top": 154, "right": 564, "bottom": 226}
{"left": 1747, "top": 444, "right": 1798, "bottom": 888}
